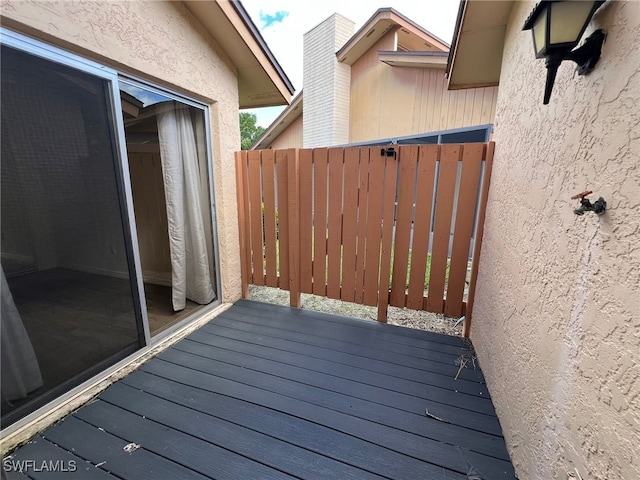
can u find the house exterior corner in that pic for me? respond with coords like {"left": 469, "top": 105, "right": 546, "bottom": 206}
{"left": 463, "top": 1, "right": 639, "bottom": 478}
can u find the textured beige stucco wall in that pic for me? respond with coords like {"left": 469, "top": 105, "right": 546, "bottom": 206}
{"left": 1, "top": 0, "right": 243, "bottom": 303}
{"left": 471, "top": 2, "right": 639, "bottom": 479}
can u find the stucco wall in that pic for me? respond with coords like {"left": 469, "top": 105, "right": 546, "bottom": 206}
{"left": 1, "top": 0, "right": 243, "bottom": 303}
{"left": 471, "top": 2, "right": 639, "bottom": 479}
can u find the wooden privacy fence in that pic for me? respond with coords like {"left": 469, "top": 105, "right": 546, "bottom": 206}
{"left": 235, "top": 142, "right": 494, "bottom": 337}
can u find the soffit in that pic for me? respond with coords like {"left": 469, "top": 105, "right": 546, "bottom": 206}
{"left": 447, "top": 0, "right": 514, "bottom": 90}
{"left": 378, "top": 51, "right": 448, "bottom": 69}
{"left": 183, "top": 0, "right": 294, "bottom": 108}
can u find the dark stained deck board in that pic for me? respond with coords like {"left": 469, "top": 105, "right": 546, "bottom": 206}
{"left": 228, "top": 302, "right": 471, "bottom": 358}
{"left": 195, "top": 318, "right": 487, "bottom": 394}
{"left": 42, "top": 416, "right": 214, "bottom": 480}
{"left": 99, "top": 383, "right": 450, "bottom": 480}
{"left": 140, "top": 357, "right": 505, "bottom": 454}
{"left": 214, "top": 308, "right": 477, "bottom": 373}
{"left": 152, "top": 347, "right": 503, "bottom": 438}
{"left": 235, "top": 299, "right": 466, "bottom": 347}
{"left": 4, "top": 437, "right": 118, "bottom": 480}
{"left": 76, "top": 398, "right": 363, "bottom": 480}
{"left": 174, "top": 332, "right": 501, "bottom": 436}
{"left": 167, "top": 338, "right": 495, "bottom": 416}
{"left": 5, "top": 300, "right": 515, "bottom": 480}
{"left": 207, "top": 313, "right": 485, "bottom": 383}
{"left": 3, "top": 470, "right": 31, "bottom": 480}
{"left": 185, "top": 329, "right": 489, "bottom": 397}
{"left": 136, "top": 361, "right": 511, "bottom": 479}
{"left": 118, "top": 370, "right": 508, "bottom": 463}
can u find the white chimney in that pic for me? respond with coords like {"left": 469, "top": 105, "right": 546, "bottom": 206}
{"left": 302, "top": 13, "right": 354, "bottom": 147}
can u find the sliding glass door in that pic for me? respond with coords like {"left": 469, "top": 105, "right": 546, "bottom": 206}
{"left": 0, "top": 43, "right": 144, "bottom": 426}
{"left": 120, "top": 82, "right": 219, "bottom": 335}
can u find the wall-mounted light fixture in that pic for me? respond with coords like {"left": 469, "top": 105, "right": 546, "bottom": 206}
{"left": 523, "top": 0, "right": 606, "bottom": 104}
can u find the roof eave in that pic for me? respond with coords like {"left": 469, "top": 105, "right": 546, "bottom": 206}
{"left": 337, "top": 8, "right": 450, "bottom": 66}
{"left": 446, "top": 0, "right": 514, "bottom": 90}
{"left": 184, "top": 0, "right": 294, "bottom": 108}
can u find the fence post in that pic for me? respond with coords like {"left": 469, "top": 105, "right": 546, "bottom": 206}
{"left": 463, "top": 141, "right": 495, "bottom": 337}
{"left": 287, "top": 149, "right": 301, "bottom": 307}
{"left": 235, "top": 151, "right": 250, "bottom": 298}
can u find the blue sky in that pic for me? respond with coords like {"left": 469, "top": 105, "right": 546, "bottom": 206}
{"left": 241, "top": 0, "right": 460, "bottom": 128}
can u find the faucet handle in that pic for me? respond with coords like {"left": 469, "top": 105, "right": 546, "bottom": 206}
{"left": 571, "top": 190, "right": 593, "bottom": 200}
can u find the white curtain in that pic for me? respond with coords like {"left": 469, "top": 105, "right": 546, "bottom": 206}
{"left": 157, "top": 102, "right": 215, "bottom": 311}
{"left": 1, "top": 265, "right": 43, "bottom": 401}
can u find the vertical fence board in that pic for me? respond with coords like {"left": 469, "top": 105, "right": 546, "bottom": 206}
{"left": 276, "top": 150, "right": 290, "bottom": 289}
{"left": 426, "top": 144, "right": 461, "bottom": 312}
{"left": 407, "top": 145, "right": 438, "bottom": 309}
{"left": 464, "top": 142, "right": 495, "bottom": 337}
{"left": 312, "top": 149, "right": 328, "bottom": 296}
{"left": 298, "top": 149, "right": 314, "bottom": 294}
{"left": 262, "top": 150, "right": 278, "bottom": 287}
{"left": 235, "top": 151, "right": 250, "bottom": 298}
{"left": 286, "top": 149, "right": 301, "bottom": 307}
{"left": 444, "top": 143, "right": 484, "bottom": 317}
{"left": 363, "top": 153, "right": 386, "bottom": 306}
{"left": 340, "top": 147, "right": 361, "bottom": 302}
{"left": 326, "top": 148, "right": 344, "bottom": 300}
{"left": 354, "top": 149, "right": 371, "bottom": 304}
{"left": 247, "top": 150, "right": 265, "bottom": 285}
{"left": 377, "top": 155, "right": 399, "bottom": 322}
{"left": 390, "top": 146, "right": 418, "bottom": 308}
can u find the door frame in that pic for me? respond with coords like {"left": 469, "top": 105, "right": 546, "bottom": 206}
{"left": 117, "top": 76, "right": 224, "bottom": 340}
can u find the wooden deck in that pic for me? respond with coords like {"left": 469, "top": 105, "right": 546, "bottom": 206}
{"left": 5, "top": 300, "right": 516, "bottom": 479}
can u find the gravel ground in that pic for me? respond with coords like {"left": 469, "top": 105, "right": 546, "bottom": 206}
{"left": 249, "top": 285, "right": 463, "bottom": 337}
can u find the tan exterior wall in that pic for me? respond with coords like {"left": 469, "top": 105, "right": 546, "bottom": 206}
{"left": 349, "top": 31, "right": 498, "bottom": 143}
{"left": 471, "top": 2, "right": 640, "bottom": 479}
{"left": 1, "top": 0, "right": 243, "bottom": 303}
{"left": 349, "top": 31, "right": 395, "bottom": 142}
{"left": 269, "top": 114, "right": 304, "bottom": 149}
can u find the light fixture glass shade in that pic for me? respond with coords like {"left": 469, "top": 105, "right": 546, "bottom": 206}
{"left": 549, "top": 1, "right": 597, "bottom": 46}
{"left": 532, "top": 8, "right": 548, "bottom": 57}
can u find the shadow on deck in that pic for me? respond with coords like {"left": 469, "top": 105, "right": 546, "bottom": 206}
{"left": 5, "top": 299, "right": 516, "bottom": 479}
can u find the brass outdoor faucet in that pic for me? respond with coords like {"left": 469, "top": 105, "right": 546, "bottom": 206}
{"left": 571, "top": 191, "right": 606, "bottom": 216}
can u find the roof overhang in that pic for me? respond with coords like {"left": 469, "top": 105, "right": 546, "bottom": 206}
{"left": 446, "top": 0, "right": 514, "bottom": 90}
{"left": 337, "top": 8, "right": 449, "bottom": 66}
{"left": 378, "top": 51, "right": 448, "bottom": 69}
{"left": 184, "top": 0, "right": 294, "bottom": 108}
{"left": 251, "top": 92, "right": 303, "bottom": 149}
